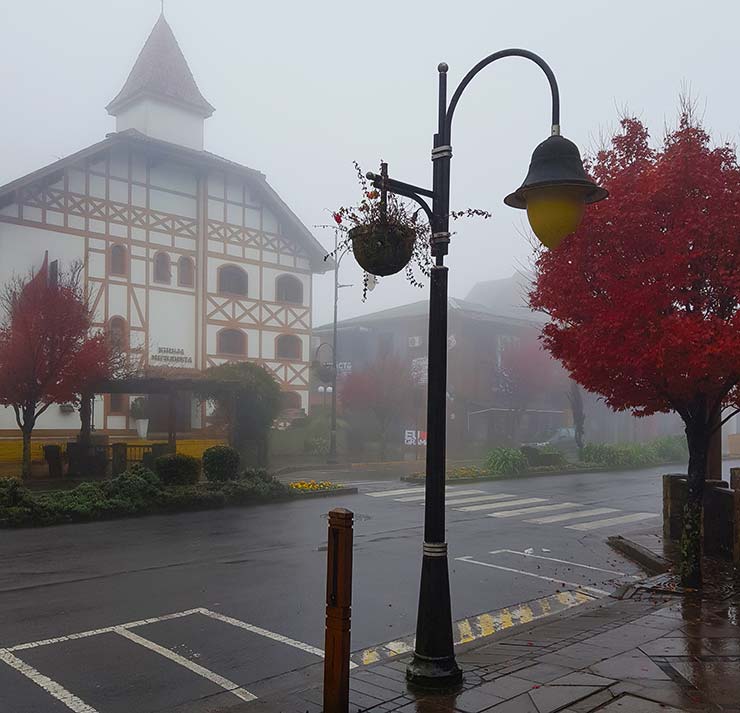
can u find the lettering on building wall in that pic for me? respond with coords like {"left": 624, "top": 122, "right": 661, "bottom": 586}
{"left": 150, "top": 346, "right": 193, "bottom": 366}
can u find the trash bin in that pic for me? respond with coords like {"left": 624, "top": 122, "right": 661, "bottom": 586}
{"left": 43, "top": 445, "right": 63, "bottom": 479}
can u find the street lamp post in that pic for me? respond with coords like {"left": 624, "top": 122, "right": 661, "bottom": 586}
{"left": 366, "top": 51, "right": 607, "bottom": 688}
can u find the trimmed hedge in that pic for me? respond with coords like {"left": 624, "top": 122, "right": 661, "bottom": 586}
{"left": 203, "top": 445, "right": 240, "bottom": 482}
{"left": 155, "top": 453, "right": 201, "bottom": 485}
{"left": 0, "top": 464, "right": 299, "bottom": 528}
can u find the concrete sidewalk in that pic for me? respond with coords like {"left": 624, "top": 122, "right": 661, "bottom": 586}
{"left": 226, "top": 523, "right": 740, "bottom": 713}
{"left": 239, "top": 575, "right": 740, "bottom": 712}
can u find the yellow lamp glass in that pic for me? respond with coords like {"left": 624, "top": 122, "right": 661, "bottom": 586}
{"left": 525, "top": 186, "right": 585, "bottom": 249}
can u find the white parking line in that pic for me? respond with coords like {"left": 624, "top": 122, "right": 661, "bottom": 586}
{"left": 455, "top": 556, "right": 610, "bottom": 596}
{"left": 566, "top": 512, "right": 659, "bottom": 531}
{"left": 455, "top": 497, "right": 546, "bottom": 512}
{"left": 445, "top": 494, "right": 516, "bottom": 506}
{"left": 490, "top": 549, "right": 633, "bottom": 577}
{"left": 197, "top": 608, "right": 329, "bottom": 660}
{"left": 0, "top": 649, "right": 99, "bottom": 713}
{"left": 525, "top": 507, "right": 619, "bottom": 524}
{"left": 488, "top": 502, "right": 581, "bottom": 518}
{"left": 7, "top": 609, "right": 201, "bottom": 652}
{"left": 115, "top": 628, "right": 256, "bottom": 702}
{"left": 395, "top": 489, "right": 485, "bottom": 502}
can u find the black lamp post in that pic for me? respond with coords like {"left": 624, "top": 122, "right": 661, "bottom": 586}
{"left": 366, "top": 50, "right": 607, "bottom": 688}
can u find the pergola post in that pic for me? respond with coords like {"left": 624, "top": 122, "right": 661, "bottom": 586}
{"left": 168, "top": 389, "right": 177, "bottom": 453}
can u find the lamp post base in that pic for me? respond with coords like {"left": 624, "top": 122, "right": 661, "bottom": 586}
{"left": 406, "top": 653, "right": 462, "bottom": 689}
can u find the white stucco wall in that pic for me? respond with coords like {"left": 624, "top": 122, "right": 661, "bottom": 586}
{"left": 115, "top": 98, "right": 205, "bottom": 151}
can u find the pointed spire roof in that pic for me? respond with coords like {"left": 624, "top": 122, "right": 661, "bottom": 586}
{"left": 107, "top": 14, "right": 214, "bottom": 117}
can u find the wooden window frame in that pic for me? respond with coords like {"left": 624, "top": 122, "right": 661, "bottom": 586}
{"left": 177, "top": 256, "right": 195, "bottom": 287}
{"left": 275, "top": 274, "right": 303, "bottom": 305}
{"left": 217, "top": 264, "right": 249, "bottom": 298}
{"left": 108, "top": 244, "right": 129, "bottom": 278}
{"left": 153, "top": 251, "right": 172, "bottom": 285}
{"left": 107, "top": 315, "right": 129, "bottom": 353}
{"left": 216, "top": 328, "right": 247, "bottom": 357}
{"left": 275, "top": 334, "right": 302, "bottom": 361}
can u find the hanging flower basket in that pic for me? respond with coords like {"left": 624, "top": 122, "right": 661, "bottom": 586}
{"left": 348, "top": 221, "right": 416, "bottom": 277}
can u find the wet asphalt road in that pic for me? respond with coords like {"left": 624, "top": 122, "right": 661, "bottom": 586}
{"left": 0, "top": 462, "right": 736, "bottom": 712}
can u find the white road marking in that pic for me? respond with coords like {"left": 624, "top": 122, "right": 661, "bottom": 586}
{"left": 366, "top": 486, "right": 461, "bottom": 497}
{"left": 490, "top": 549, "right": 633, "bottom": 577}
{"left": 455, "top": 556, "right": 609, "bottom": 596}
{"left": 7, "top": 609, "right": 202, "bottom": 652}
{"left": 455, "top": 497, "right": 546, "bottom": 512}
{"left": 195, "top": 608, "right": 361, "bottom": 667}
{"left": 525, "top": 507, "right": 619, "bottom": 524}
{"left": 445, "top": 493, "right": 517, "bottom": 506}
{"left": 366, "top": 487, "right": 425, "bottom": 497}
{"left": 0, "top": 648, "right": 100, "bottom": 713}
{"left": 489, "top": 502, "right": 582, "bottom": 518}
{"left": 566, "top": 512, "right": 659, "bottom": 531}
{"left": 395, "top": 489, "right": 485, "bottom": 502}
{"left": 115, "top": 628, "right": 256, "bottom": 702}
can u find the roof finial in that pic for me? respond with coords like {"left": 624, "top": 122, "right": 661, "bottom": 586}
{"left": 160, "top": 0, "right": 165, "bottom": 15}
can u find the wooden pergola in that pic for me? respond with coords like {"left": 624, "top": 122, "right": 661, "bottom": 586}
{"left": 82, "top": 376, "right": 240, "bottom": 449}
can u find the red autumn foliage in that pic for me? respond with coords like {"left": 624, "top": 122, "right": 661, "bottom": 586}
{"left": 0, "top": 264, "right": 115, "bottom": 477}
{"left": 530, "top": 111, "right": 740, "bottom": 586}
{"left": 340, "top": 354, "right": 418, "bottom": 460}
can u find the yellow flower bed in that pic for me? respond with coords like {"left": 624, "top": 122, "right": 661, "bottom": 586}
{"left": 289, "top": 479, "right": 340, "bottom": 492}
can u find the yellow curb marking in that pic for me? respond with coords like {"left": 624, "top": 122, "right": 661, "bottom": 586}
{"left": 352, "top": 590, "right": 596, "bottom": 667}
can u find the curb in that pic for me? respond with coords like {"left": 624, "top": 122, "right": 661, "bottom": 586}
{"left": 352, "top": 589, "right": 596, "bottom": 667}
{"left": 607, "top": 535, "right": 672, "bottom": 575}
{"left": 401, "top": 460, "right": 688, "bottom": 484}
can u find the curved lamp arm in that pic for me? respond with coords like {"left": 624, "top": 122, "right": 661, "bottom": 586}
{"left": 444, "top": 49, "right": 560, "bottom": 142}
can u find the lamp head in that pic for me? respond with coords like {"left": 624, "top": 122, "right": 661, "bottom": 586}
{"left": 504, "top": 134, "right": 608, "bottom": 248}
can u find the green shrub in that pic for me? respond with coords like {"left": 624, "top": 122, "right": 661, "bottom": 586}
{"left": 221, "top": 478, "right": 288, "bottom": 503}
{"left": 581, "top": 441, "right": 663, "bottom": 469}
{"left": 155, "top": 453, "right": 201, "bottom": 485}
{"left": 485, "top": 448, "right": 528, "bottom": 476}
{"left": 203, "top": 445, "right": 240, "bottom": 482}
{"left": 305, "top": 437, "right": 330, "bottom": 455}
{"left": 159, "top": 486, "right": 227, "bottom": 512}
{"left": 652, "top": 435, "right": 688, "bottom": 462}
{"left": 521, "top": 445, "right": 567, "bottom": 468}
{"left": 242, "top": 468, "right": 271, "bottom": 483}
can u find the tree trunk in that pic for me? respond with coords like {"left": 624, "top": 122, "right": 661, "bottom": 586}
{"left": 21, "top": 427, "right": 32, "bottom": 480}
{"left": 79, "top": 393, "right": 92, "bottom": 447}
{"left": 680, "top": 418, "right": 710, "bottom": 588}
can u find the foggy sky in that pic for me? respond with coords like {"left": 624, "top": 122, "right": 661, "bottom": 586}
{"left": 2, "top": 0, "right": 738, "bottom": 327}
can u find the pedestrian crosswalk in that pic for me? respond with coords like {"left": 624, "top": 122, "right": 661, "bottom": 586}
{"left": 363, "top": 486, "right": 658, "bottom": 531}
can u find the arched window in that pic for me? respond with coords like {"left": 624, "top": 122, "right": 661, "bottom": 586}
{"left": 276, "top": 334, "right": 302, "bottom": 360}
{"left": 109, "top": 244, "right": 128, "bottom": 277}
{"left": 276, "top": 274, "right": 303, "bottom": 304}
{"left": 108, "top": 316, "right": 128, "bottom": 352}
{"left": 178, "top": 256, "right": 194, "bottom": 287}
{"left": 217, "top": 265, "right": 248, "bottom": 296}
{"left": 217, "top": 328, "right": 246, "bottom": 356}
{"left": 280, "top": 391, "right": 302, "bottom": 410}
{"left": 153, "top": 252, "right": 171, "bottom": 284}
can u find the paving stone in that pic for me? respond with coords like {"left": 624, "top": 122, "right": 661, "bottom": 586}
{"left": 527, "top": 685, "right": 601, "bottom": 713}
{"left": 609, "top": 680, "right": 704, "bottom": 711}
{"left": 512, "top": 663, "right": 574, "bottom": 684}
{"left": 593, "top": 694, "right": 686, "bottom": 712}
{"left": 590, "top": 650, "right": 671, "bottom": 681}
{"left": 667, "top": 660, "right": 740, "bottom": 705}
{"left": 535, "top": 642, "right": 615, "bottom": 669}
{"left": 486, "top": 692, "right": 539, "bottom": 712}
{"left": 474, "top": 674, "right": 536, "bottom": 700}
{"left": 566, "top": 688, "right": 615, "bottom": 712}
{"left": 549, "top": 671, "right": 615, "bottom": 687}
{"left": 582, "top": 623, "right": 667, "bottom": 653}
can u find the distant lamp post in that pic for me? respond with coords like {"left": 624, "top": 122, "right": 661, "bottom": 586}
{"left": 363, "top": 50, "right": 607, "bottom": 688}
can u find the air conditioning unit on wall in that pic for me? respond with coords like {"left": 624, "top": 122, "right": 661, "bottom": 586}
{"left": 408, "top": 336, "right": 423, "bottom": 348}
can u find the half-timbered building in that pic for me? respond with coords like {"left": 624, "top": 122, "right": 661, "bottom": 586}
{"left": 0, "top": 15, "right": 328, "bottom": 437}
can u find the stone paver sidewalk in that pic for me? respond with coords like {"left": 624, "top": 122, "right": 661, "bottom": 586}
{"left": 243, "top": 586, "right": 740, "bottom": 713}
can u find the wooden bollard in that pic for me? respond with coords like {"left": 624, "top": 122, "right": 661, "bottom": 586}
{"left": 323, "top": 508, "right": 353, "bottom": 713}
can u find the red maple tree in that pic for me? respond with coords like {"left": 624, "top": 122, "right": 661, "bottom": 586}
{"left": 340, "top": 354, "right": 417, "bottom": 461}
{"left": 530, "top": 112, "right": 740, "bottom": 586}
{"left": 0, "top": 262, "right": 115, "bottom": 478}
